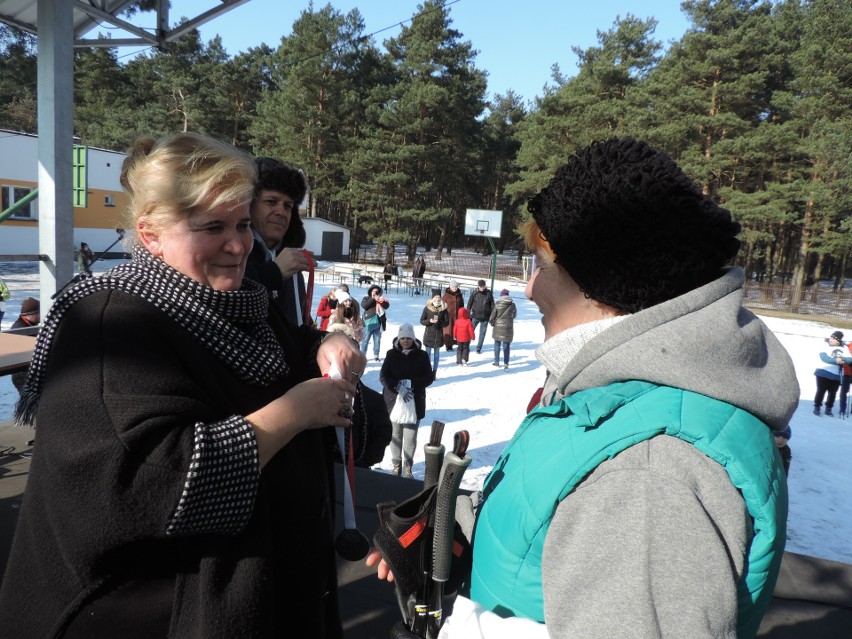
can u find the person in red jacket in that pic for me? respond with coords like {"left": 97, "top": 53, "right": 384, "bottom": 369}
{"left": 453, "top": 307, "right": 476, "bottom": 366}
{"left": 838, "top": 341, "right": 852, "bottom": 419}
{"left": 316, "top": 288, "right": 336, "bottom": 331}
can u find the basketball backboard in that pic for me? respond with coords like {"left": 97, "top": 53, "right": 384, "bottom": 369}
{"left": 464, "top": 209, "right": 503, "bottom": 239}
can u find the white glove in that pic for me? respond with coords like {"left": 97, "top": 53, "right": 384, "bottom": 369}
{"left": 397, "top": 380, "right": 414, "bottom": 402}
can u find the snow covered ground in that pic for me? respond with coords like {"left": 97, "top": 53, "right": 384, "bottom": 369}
{"left": 1, "top": 259, "right": 850, "bottom": 566}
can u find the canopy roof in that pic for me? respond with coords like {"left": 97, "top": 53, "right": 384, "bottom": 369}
{"left": 0, "top": 0, "right": 249, "bottom": 49}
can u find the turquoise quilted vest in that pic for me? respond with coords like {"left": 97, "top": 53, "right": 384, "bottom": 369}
{"left": 470, "top": 381, "right": 787, "bottom": 639}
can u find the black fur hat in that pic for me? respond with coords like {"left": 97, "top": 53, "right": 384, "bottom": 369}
{"left": 528, "top": 137, "right": 741, "bottom": 313}
{"left": 254, "top": 157, "right": 307, "bottom": 249}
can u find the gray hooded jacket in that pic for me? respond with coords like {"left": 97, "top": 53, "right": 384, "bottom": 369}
{"left": 455, "top": 268, "right": 798, "bottom": 639}
{"left": 535, "top": 267, "right": 798, "bottom": 639}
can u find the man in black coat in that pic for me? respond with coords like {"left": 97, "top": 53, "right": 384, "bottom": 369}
{"left": 467, "top": 279, "right": 495, "bottom": 354}
{"left": 244, "top": 157, "right": 315, "bottom": 326}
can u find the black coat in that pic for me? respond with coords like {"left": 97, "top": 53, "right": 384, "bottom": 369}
{"left": 379, "top": 338, "right": 434, "bottom": 421}
{"left": 0, "top": 290, "right": 341, "bottom": 639}
{"left": 467, "top": 288, "right": 494, "bottom": 321}
{"left": 333, "top": 381, "right": 392, "bottom": 468}
{"left": 419, "top": 301, "right": 449, "bottom": 348}
{"left": 244, "top": 239, "right": 310, "bottom": 327}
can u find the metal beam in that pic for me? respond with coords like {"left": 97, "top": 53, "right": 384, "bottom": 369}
{"left": 0, "top": 14, "right": 38, "bottom": 35}
{"left": 37, "top": 0, "right": 75, "bottom": 314}
{"left": 72, "top": 0, "right": 159, "bottom": 45}
{"left": 165, "top": 0, "right": 251, "bottom": 44}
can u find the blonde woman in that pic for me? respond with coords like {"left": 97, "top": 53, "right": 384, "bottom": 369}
{"left": 1, "top": 132, "right": 364, "bottom": 638}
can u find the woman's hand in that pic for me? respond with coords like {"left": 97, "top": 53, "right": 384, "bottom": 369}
{"left": 317, "top": 332, "right": 367, "bottom": 381}
{"left": 365, "top": 549, "right": 395, "bottom": 582}
{"left": 247, "top": 376, "right": 356, "bottom": 468}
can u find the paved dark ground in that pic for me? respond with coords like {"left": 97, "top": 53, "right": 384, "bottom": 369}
{"left": 1, "top": 419, "right": 851, "bottom": 638}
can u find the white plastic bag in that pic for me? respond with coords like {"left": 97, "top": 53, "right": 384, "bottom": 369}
{"left": 389, "top": 380, "right": 417, "bottom": 423}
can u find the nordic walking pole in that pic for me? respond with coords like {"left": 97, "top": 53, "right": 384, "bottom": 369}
{"left": 425, "top": 430, "right": 471, "bottom": 639}
{"left": 328, "top": 360, "right": 369, "bottom": 561}
{"left": 423, "top": 420, "right": 445, "bottom": 489}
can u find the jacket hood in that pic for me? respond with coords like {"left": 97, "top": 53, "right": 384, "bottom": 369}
{"left": 457, "top": 307, "right": 470, "bottom": 319}
{"left": 427, "top": 299, "right": 447, "bottom": 312}
{"left": 541, "top": 268, "right": 798, "bottom": 430}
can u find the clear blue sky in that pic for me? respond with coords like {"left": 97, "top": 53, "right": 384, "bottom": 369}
{"left": 107, "top": 0, "right": 693, "bottom": 105}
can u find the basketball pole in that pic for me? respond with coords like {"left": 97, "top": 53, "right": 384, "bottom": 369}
{"left": 487, "top": 235, "right": 497, "bottom": 293}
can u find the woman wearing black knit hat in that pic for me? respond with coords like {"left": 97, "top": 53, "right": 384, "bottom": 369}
{"left": 368, "top": 137, "right": 799, "bottom": 639}
{"left": 1, "top": 132, "right": 365, "bottom": 638}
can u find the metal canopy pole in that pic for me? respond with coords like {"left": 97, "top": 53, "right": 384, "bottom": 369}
{"left": 488, "top": 237, "right": 497, "bottom": 293}
{"left": 37, "top": 0, "right": 75, "bottom": 314}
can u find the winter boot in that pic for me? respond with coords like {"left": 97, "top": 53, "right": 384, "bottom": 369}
{"left": 403, "top": 466, "right": 414, "bottom": 479}
{"left": 813, "top": 405, "right": 821, "bottom": 416}
{"left": 826, "top": 407, "right": 834, "bottom": 417}
{"left": 392, "top": 462, "right": 402, "bottom": 476}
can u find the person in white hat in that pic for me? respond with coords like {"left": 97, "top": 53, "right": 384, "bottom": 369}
{"left": 379, "top": 323, "right": 433, "bottom": 477}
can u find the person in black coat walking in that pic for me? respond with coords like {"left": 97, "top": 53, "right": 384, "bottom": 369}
{"left": 419, "top": 289, "right": 449, "bottom": 373}
{"left": 379, "top": 323, "right": 433, "bottom": 477}
{"left": 467, "top": 279, "right": 495, "bottom": 354}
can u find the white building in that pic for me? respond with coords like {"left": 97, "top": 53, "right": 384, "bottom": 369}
{"left": 1, "top": 130, "right": 351, "bottom": 261}
{"left": 0, "top": 129, "right": 128, "bottom": 256}
{"left": 303, "top": 217, "right": 351, "bottom": 262}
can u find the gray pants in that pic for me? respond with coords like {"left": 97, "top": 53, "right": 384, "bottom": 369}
{"left": 390, "top": 421, "right": 420, "bottom": 468}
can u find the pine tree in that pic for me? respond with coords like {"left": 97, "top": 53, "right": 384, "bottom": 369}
{"left": 348, "top": 0, "right": 486, "bottom": 259}
{"left": 0, "top": 25, "right": 37, "bottom": 133}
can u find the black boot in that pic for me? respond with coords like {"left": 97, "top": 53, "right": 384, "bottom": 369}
{"left": 813, "top": 405, "right": 821, "bottom": 416}
{"left": 826, "top": 407, "right": 834, "bottom": 417}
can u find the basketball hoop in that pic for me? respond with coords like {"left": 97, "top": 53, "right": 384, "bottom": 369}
{"left": 464, "top": 209, "right": 502, "bottom": 240}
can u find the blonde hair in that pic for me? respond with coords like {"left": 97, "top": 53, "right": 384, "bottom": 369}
{"left": 120, "top": 132, "right": 256, "bottom": 244}
{"left": 520, "top": 218, "right": 556, "bottom": 260}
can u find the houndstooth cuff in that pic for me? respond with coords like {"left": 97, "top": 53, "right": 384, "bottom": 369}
{"left": 166, "top": 416, "right": 259, "bottom": 536}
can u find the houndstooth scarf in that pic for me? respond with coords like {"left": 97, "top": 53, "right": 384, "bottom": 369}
{"left": 15, "top": 245, "right": 288, "bottom": 427}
